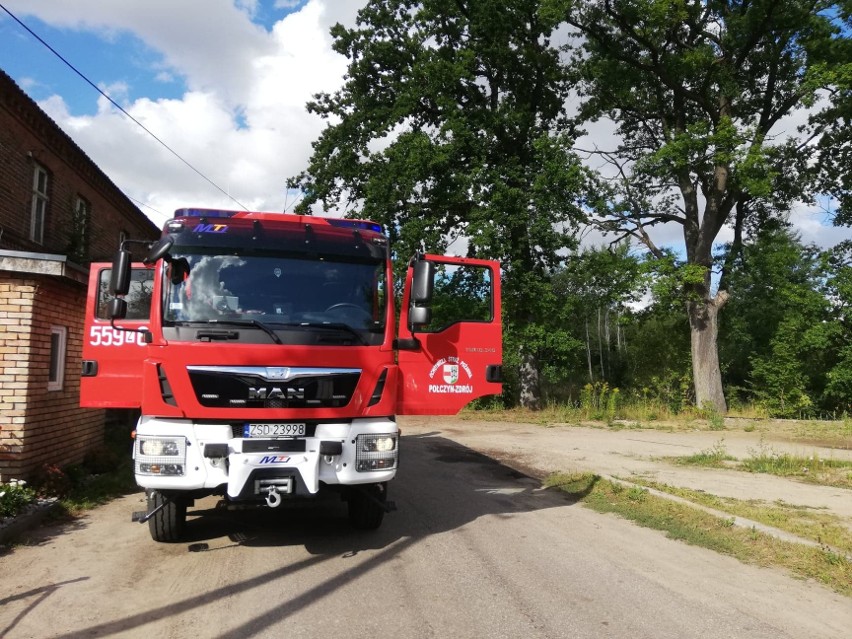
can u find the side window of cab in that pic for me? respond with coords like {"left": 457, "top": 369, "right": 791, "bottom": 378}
{"left": 96, "top": 268, "right": 154, "bottom": 320}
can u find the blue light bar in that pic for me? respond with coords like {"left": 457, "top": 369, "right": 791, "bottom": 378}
{"left": 327, "top": 219, "right": 384, "bottom": 233}
{"left": 173, "top": 208, "right": 241, "bottom": 218}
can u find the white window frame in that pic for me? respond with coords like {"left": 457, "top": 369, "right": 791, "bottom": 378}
{"left": 48, "top": 325, "right": 67, "bottom": 391}
{"left": 31, "top": 163, "right": 49, "bottom": 244}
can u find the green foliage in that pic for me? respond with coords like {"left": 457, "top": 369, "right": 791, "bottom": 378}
{"left": 579, "top": 382, "right": 620, "bottom": 423}
{"left": 291, "top": 0, "right": 593, "bottom": 406}
{"left": 0, "top": 480, "right": 37, "bottom": 518}
{"left": 551, "top": 0, "right": 852, "bottom": 411}
{"left": 423, "top": 263, "right": 492, "bottom": 332}
{"left": 289, "top": 0, "right": 852, "bottom": 413}
{"left": 675, "top": 441, "right": 735, "bottom": 468}
{"left": 719, "top": 227, "right": 844, "bottom": 418}
{"left": 700, "top": 404, "right": 726, "bottom": 431}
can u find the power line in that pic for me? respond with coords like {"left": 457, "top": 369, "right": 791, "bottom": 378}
{"left": 125, "top": 194, "right": 169, "bottom": 224}
{"left": 0, "top": 3, "right": 250, "bottom": 211}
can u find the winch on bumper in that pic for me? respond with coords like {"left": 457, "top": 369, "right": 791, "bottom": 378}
{"left": 132, "top": 416, "right": 399, "bottom": 506}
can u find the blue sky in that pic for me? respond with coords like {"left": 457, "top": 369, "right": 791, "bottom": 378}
{"left": 1, "top": 16, "right": 185, "bottom": 113}
{"left": 0, "top": 2, "right": 311, "bottom": 113}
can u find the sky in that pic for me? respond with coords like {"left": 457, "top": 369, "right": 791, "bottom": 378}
{"left": 0, "top": 0, "right": 362, "bottom": 229}
{"left": 0, "top": 0, "right": 849, "bottom": 252}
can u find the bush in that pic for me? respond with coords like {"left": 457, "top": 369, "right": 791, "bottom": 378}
{"left": 0, "top": 480, "right": 37, "bottom": 518}
{"left": 31, "top": 464, "right": 73, "bottom": 498}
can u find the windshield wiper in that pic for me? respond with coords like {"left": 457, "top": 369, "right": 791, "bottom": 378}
{"left": 294, "top": 322, "right": 368, "bottom": 345}
{"left": 203, "top": 318, "right": 283, "bottom": 344}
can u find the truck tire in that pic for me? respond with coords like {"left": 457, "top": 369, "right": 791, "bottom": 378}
{"left": 348, "top": 483, "right": 386, "bottom": 530}
{"left": 147, "top": 490, "right": 187, "bottom": 543}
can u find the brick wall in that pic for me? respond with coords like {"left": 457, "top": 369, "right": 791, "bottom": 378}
{"left": 0, "top": 276, "right": 33, "bottom": 478}
{"left": 0, "top": 273, "right": 105, "bottom": 480}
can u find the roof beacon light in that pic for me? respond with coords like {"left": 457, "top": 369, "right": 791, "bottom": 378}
{"left": 173, "top": 208, "right": 241, "bottom": 219}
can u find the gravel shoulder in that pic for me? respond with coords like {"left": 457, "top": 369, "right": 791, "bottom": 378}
{"left": 399, "top": 415, "right": 852, "bottom": 531}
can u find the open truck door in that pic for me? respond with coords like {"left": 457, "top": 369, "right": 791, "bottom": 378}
{"left": 397, "top": 255, "right": 502, "bottom": 414}
{"left": 80, "top": 262, "right": 154, "bottom": 408}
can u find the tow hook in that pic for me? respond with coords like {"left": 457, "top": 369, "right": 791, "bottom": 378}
{"left": 264, "top": 486, "right": 282, "bottom": 508}
{"left": 132, "top": 492, "right": 174, "bottom": 524}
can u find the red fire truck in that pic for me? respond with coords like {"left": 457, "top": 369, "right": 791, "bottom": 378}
{"left": 81, "top": 208, "right": 502, "bottom": 542}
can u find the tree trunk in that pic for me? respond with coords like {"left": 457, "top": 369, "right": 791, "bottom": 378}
{"left": 585, "top": 318, "right": 594, "bottom": 382}
{"left": 518, "top": 347, "right": 541, "bottom": 409}
{"left": 597, "top": 308, "right": 605, "bottom": 379}
{"left": 686, "top": 292, "right": 729, "bottom": 414}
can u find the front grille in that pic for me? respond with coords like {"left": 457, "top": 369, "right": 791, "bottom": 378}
{"left": 187, "top": 366, "right": 361, "bottom": 409}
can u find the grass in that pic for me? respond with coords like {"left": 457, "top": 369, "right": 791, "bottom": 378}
{"left": 669, "top": 440, "right": 852, "bottom": 490}
{"left": 672, "top": 440, "right": 737, "bottom": 468}
{"left": 627, "top": 478, "right": 852, "bottom": 554}
{"left": 741, "top": 450, "right": 852, "bottom": 489}
{"left": 544, "top": 471, "right": 852, "bottom": 597}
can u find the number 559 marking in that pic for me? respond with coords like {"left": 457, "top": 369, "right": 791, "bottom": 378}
{"left": 89, "top": 325, "right": 148, "bottom": 347}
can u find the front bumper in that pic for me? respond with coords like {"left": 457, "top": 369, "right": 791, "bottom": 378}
{"left": 132, "top": 416, "right": 399, "bottom": 500}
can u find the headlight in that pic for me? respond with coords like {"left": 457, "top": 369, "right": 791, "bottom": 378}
{"left": 135, "top": 437, "right": 186, "bottom": 476}
{"left": 139, "top": 438, "right": 180, "bottom": 456}
{"left": 355, "top": 434, "right": 398, "bottom": 472}
{"left": 362, "top": 435, "right": 396, "bottom": 453}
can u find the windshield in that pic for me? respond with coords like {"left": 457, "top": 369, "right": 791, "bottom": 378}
{"left": 162, "top": 250, "right": 386, "bottom": 345}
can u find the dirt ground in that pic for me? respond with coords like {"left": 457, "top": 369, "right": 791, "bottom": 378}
{"left": 398, "top": 415, "right": 852, "bottom": 533}
{"left": 2, "top": 416, "right": 851, "bottom": 638}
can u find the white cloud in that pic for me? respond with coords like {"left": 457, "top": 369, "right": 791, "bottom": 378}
{"left": 6, "top": 0, "right": 364, "bottom": 226}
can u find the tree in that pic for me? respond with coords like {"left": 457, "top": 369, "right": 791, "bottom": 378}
{"left": 290, "top": 0, "right": 591, "bottom": 407}
{"left": 551, "top": 242, "right": 646, "bottom": 387}
{"left": 719, "top": 226, "right": 834, "bottom": 415}
{"left": 821, "top": 240, "right": 852, "bottom": 413}
{"left": 546, "top": 0, "right": 852, "bottom": 412}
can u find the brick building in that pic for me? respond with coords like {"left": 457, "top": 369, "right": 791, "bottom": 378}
{"left": 0, "top": 68, "right": 160, "bottom": 481}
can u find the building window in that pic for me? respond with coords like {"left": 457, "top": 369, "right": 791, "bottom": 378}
{"left": 48, "top": 326, "right": 67, "bottom": 391}
{"left": 31, "top": 163, "right": 49, "bottom": 244}
{"left": 70, "top": 195, "right": 91, "bottom": 262}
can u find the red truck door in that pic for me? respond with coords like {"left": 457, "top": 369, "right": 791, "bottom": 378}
{"left": 397, "top": 255, "right": 502, "bottom": 414}
{"left": 80, "top": 262, "right": 154, "bottom": 408}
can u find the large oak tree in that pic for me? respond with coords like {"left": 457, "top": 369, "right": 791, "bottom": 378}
{"left": 547, "top": 0, "right": 852, "bottom": 412}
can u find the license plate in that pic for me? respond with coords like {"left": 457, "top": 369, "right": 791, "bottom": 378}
{"left": 243, "top": 423, "right": 306, "bottom": 438}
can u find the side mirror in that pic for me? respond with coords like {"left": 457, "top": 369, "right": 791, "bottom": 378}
{"left": 409, "top": 259, "right": 435, "bottom": 332}
{"left": 411, "top": 260, "right": 434, "bottom": 303}
{"left": 108, "top": 297, "right": 127, "bottom": 320}
{"left": 110, "top": 249, "right": 132, "bottom": 295}
{"left": 144, "top": 236, "right": 174, "bottom": 265}
{"left": 409, "top": 305, "right": 432, "bottom": 328}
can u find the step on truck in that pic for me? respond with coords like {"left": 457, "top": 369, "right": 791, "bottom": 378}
{"left": 81, "top": 208, "right": 502, "bottom": 542}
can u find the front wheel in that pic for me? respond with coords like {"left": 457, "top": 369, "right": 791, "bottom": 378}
{"left": 147, "top": 490, "right": 187, "bottom": 543}
{"left": 347, "top": 483, "right": 387, "bottom": 530}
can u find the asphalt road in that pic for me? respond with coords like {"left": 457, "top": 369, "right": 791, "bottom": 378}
{"left": 1, "top": 428, "right": 850, "bottom": 638}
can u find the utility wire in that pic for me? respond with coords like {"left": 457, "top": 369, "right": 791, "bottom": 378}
{"left": 0, "top": 3, "right": 250, "bottom": 211}
{"left": 126, "top": 194, "right": 168, "bottom": 223}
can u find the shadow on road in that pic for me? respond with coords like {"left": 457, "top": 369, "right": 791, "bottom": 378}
{"left": 6, "top": 432, "right": 586, "bottom": 639}
{"left": 176, "top": 431, "right": 578, "bottom": 554}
